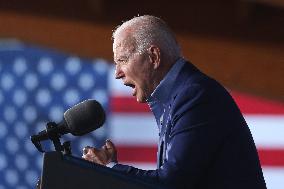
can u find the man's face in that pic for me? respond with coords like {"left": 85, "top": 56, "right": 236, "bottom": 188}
{"left": 113, "top": 35, "right": 155, "bottom": 103}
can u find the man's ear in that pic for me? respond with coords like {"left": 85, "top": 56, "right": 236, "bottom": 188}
{"left": 148, "top": 45, "right": 160, "bottom": 69}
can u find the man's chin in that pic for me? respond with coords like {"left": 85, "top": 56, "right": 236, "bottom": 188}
{"left": 135, "top": 96, "right": 147, "bottom": 103}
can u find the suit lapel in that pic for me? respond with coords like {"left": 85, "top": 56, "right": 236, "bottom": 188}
{"left": 157, "top": 61, "right": 200, "bottom": 167}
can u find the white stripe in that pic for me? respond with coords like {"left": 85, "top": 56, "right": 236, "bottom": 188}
{"left": 109, "top": 113, "right": 158, "bottom": 145}
{"left": 262, "top": 166, "right": 284, "bottom": 189}
{"left": 110, "top": 114, "right": 284, "bottom": 148}
{"left": 245, "top": 115, "right": 284, "bottom": 148}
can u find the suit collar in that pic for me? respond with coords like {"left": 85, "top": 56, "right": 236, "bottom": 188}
{"left": 169, "top": 60, "right": 200, "bottom": 101}
{"left": 147, "top": 58, "right": 188, "bottom": 126}
{"left": 147, "top": 57, "right": 186, "bottom": 106}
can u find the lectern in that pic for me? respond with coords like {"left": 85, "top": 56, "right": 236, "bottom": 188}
{"left": 39, "top": 152, "right": 160, "bottom": 189}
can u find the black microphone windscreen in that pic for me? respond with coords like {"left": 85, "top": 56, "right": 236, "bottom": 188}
{"left": 63, "top": 99, "right": 106, "bottom": 136}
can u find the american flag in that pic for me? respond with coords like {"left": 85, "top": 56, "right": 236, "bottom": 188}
{"left": 0, "top": 41, "right": 283, "bottom": 188}
{"left": 0, "top": 42, "right": 110, "bottom": 188}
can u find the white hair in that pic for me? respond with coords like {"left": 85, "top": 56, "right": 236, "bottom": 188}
{"left": 112, "top": 15, "right": 181, "bottom": 61}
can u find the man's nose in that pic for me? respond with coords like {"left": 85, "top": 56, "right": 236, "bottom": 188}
{"left": 115, "top": 65, "right": 124, "bottom": 79}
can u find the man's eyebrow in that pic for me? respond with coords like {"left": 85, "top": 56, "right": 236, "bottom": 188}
{"left": 113, "top": 56, "right": 125, "bottom": 65}
{"left": 116, "top": 55, "right": 128, "bottom": 61}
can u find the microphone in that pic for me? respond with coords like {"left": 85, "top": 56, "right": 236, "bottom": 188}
{"left": 31, "top": 99, "right": 106, "bottom": 142}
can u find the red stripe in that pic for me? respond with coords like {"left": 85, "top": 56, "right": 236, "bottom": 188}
{"left": 230, "top": 91, "right": 284, "bottom": 115}
{"left": 110, "top": 96, "right": 151, "bottom": 113}
{"left": 258, "top": 148, "right": 284, "bottom": 167}
{"left": 116, "top": 145, "right": 284, "bottom": 166}
{"left": 117, "top": 145, "right": 157, "bottom": 162}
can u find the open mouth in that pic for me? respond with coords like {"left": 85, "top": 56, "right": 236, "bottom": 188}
{"left": 125, "top": 83, "right": 135, "bottom": 89}
{"left": 124, "top": 83, "right": 137, "bottom": 96}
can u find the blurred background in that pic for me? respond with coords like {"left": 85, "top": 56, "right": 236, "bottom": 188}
{"left": 0, "top": 0, "right": 283, "bottom": 188}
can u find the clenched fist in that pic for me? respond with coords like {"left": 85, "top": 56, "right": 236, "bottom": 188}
{"left": 82, "top": 139, "right": 117, "bottom": 166}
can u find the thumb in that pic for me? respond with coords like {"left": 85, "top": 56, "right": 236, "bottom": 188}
{"left": 106, "top": 139, "right": 115, "bottom": 149}
{"left": 105, "top": 139, "right": 117, "bottom": 162}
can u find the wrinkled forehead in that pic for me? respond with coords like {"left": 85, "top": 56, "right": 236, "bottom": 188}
{"left": 113, "top": 32, "right": 136, "bottom": 56}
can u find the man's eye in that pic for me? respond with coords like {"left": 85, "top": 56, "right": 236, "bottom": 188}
{"left": 118, "top": 59, "right": 127, "bottom": 64}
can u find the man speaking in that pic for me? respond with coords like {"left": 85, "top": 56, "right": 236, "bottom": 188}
{"left": 82, "top": 15, "right": 267, "bottom": 189}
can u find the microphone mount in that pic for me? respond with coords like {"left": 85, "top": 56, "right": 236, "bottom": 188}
{"left": 31, "top": 122, "right": 72, "bottom": 155}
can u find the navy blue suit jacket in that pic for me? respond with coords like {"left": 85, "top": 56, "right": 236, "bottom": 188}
{"left": 113, "top": 62, "right": 266, "bottom": 189}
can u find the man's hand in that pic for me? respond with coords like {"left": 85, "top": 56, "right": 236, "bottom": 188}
{"left": 82, "top": 139, "right": 117, "bottom": 166}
